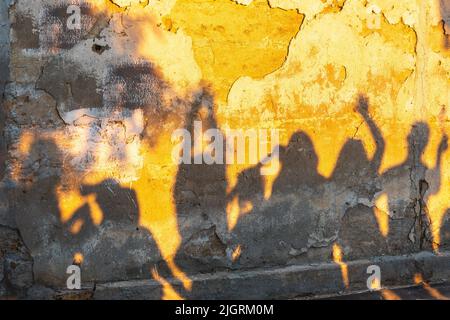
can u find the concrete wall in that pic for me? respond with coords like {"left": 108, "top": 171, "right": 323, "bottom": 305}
{"left": 1, "top": 0, "right": 34, "bottom": 298}
{"left": 0, "top": 0, "right": 13, "bottom": 191}
{"left": 1, "top": 0, "right": 450, "bottom": 299}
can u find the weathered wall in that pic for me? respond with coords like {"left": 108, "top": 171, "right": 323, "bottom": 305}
{"left": 1, "top": 0, "right": 34, "bottom": 299}
{"left": 1, "top": 0, "right": 450, "bottom": 299}
{"left": 0, "top": 0, "right": 12, "bottom": 202}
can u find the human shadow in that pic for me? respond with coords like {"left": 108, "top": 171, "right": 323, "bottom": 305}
{"left": 12, "top": 138, "right": 65, "bottom": 286}
{"left": 379, "top": 123, "right": 447, "bottom": 249}
{"left": 172, "top": 88, "right": 229, "bottom": 274}
{"left": 331, "top": 95, "right": 392, "bottom": 260}
{"left": 331, "top": 96, "right": 384, "bottom": 188}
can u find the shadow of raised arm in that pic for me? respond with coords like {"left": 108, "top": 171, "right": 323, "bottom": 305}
{"left": 356, "top": 95, "right": 385, "bottom": 172}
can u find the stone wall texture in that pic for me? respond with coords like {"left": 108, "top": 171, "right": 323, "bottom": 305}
{"left": 0, "top": 0, "right": 450, "bottom": 299}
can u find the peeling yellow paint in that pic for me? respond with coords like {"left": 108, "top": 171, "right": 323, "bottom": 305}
{"left": 167, "top": 0, "right": 303, "bottom": 103}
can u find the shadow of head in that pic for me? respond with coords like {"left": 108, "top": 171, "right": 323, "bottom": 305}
{"left": 407, "top": 121, "right": 430, "bottom": 157}
{"left": 280, "top": 131, "right": 318, "bottom": 168}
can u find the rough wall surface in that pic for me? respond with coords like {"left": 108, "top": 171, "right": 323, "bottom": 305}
{"left": 0, "top": 0, "right": 12, "bottom": 203}
{"left": 0, "top": 0, "right": 449, "bottom": 299}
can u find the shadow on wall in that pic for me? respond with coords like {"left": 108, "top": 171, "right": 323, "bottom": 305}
{"left": 168, "top": 95, "right": 449, "bottom": 299}
{"left": 442, "top": 0, "right": 450, "bottom": 48}
{"left": 11, "top": 60, "right": 185, "bottom": 293}
{"left": 14, "top": 138, "right": 164, "bottom": 297}
{"left": 12, "top": 86, "right": 450, "bottom": 299}
{"left": 8, "top": 1, "right": 450, "bottom": 299}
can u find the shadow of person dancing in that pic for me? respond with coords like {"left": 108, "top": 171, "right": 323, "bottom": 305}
{"left": 165, "top": 88, "right": 230, "bottom": 298}
{"left": 325, "top": 95, "right": 393, "bottom": 260}
{"left": 332, "top": 95, "right": 385, "bottom": 189}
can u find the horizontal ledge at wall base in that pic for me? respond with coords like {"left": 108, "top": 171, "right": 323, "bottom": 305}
{"left": 93, "top": 251, "right": 450, "bottom": 300}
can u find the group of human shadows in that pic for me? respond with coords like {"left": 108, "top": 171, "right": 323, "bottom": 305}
{"left": 6, "top": 0, "right": 450, "bottom": 301}
{"left": 19, "top": 88, "right": 450, "bottom": 298}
